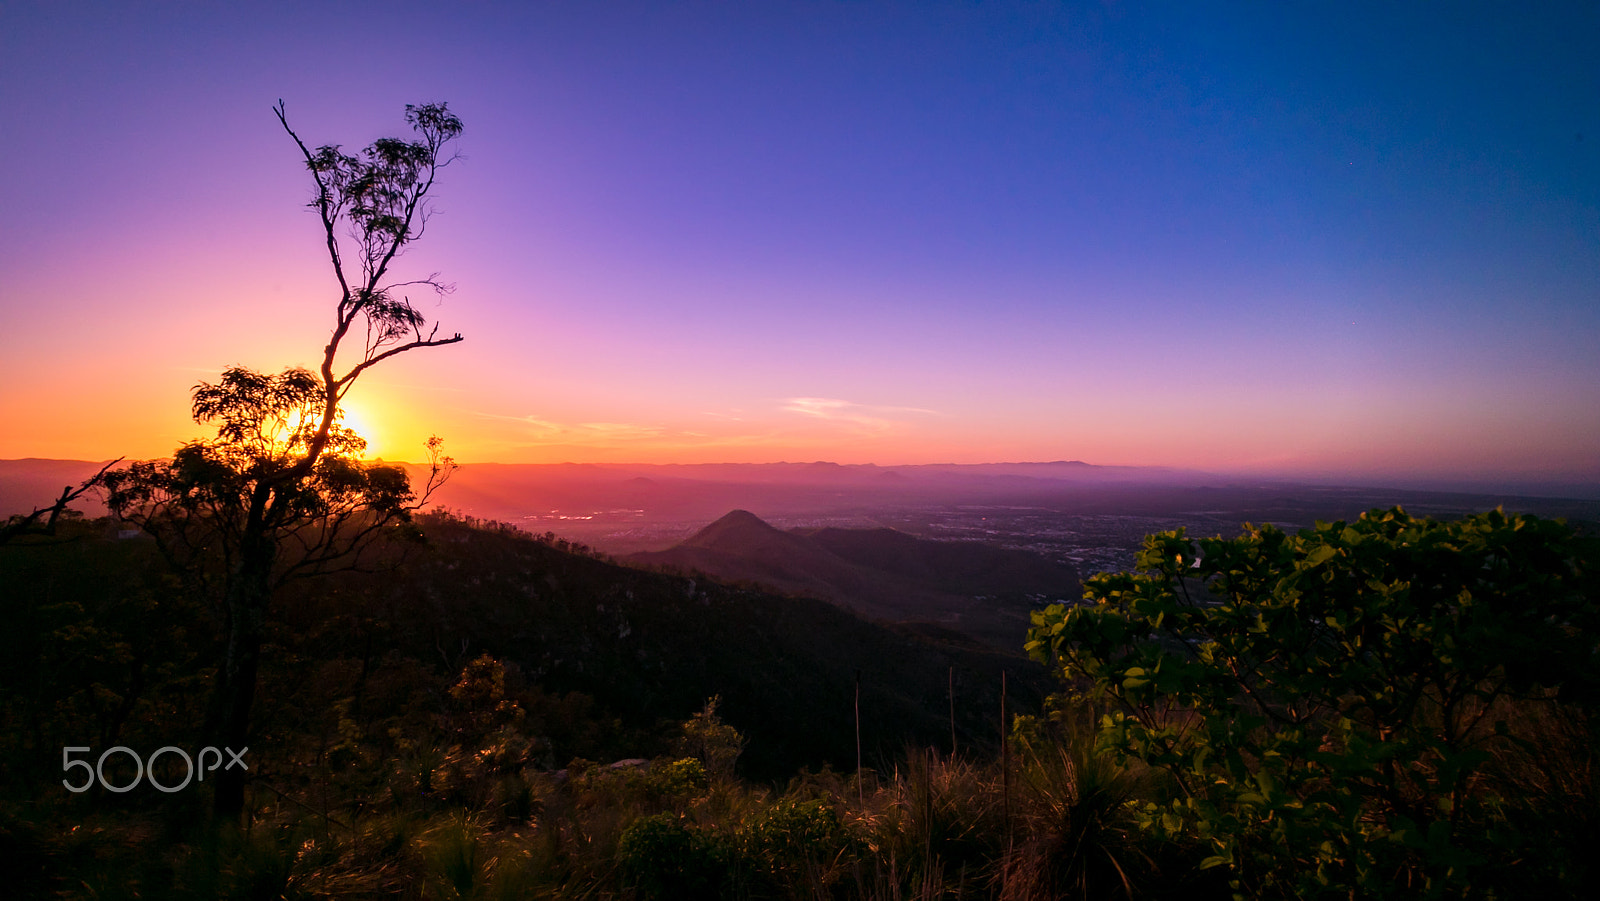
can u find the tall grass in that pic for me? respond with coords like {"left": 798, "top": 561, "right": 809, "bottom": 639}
{"left": 19, "top": 680, "right": 1593, "bottom": 901}
{"left": 997, "top": 713, "right": 1153, "bottom": 901}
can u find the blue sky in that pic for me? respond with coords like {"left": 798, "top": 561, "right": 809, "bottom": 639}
{"left": 2, "top": 2, "right": 1596, "bottom": 489}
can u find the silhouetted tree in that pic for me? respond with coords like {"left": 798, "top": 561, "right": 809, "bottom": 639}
{"left": 104, "top": 101, "right": 465, "bottom": 816}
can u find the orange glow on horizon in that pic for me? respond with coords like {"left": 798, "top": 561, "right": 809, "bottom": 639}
{"left": 5, "top": 370, "right": 1597, "bottom": 486}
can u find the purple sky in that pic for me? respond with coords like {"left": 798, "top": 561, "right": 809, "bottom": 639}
{"left": 1, "top": 2, "right": 1596, "bottom": 492}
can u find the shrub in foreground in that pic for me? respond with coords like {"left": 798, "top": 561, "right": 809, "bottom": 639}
{"left": 1028, "top": 507, "right": 1600, "bottom": 898}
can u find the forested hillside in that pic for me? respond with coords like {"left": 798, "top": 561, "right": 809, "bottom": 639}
{"left": 1, "top": 512, "right": 1040, "bottom": 788}
{"left": 2, "top": 508, "right": 1595, "bottom": 899}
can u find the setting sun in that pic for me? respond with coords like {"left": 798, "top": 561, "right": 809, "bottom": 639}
{"left": 337, "top": 403, "right": 381, "bottom": 458}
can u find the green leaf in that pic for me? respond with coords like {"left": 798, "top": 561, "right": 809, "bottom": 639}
{"left": 1304, "top": 544, "right": 1338, "bottom": 567}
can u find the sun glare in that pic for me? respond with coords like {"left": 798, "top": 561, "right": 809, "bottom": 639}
{"left": 338, "top": 404, "right": 380, "bottom": 457}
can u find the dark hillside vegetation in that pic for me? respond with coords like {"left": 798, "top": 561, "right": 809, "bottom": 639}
{"left": 0, "top": 511, "right": 1078, "bottom": 900}
{"left": 1, "top": 512, "right": 1041, "bottom": 790}
{"left": 277, "top": 513, "right": 1044, "bottom": 779}
{"left": 3, "top": 508, "right": 1596, "bottom": 899}
{"left": 0, "top": 519, "right": 215, "bottom": 788}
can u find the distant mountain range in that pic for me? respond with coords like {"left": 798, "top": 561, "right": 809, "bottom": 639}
{"left": 6, "top": 459, "right": 1599, "bottom": 555}
{"left": 0, "top": 457, "right": 1211, "bottom": 527}
{"left": 403, "top": 459, "right": 1219, "bottom": 529}
{"left": 629, "top": 509, "right": 1081, "bottom": 650}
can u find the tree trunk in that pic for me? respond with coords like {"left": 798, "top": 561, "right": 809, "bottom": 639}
{"left": 208, "top": 529, "right": 274, "bottom": 818}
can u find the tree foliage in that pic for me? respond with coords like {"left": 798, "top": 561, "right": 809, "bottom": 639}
{"left": 282, "top": 100, "right": 465, "bottom": 391}
{"left": 1027, "top": 507, "right": 1600, "bottom": 898}
{"left": 103, "top": 369, "right": 443, "bottom": 594}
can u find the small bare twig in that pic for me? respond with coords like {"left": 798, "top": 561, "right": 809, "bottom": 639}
{"left": 0, "top": 457, "right": 123, "bottom": 545}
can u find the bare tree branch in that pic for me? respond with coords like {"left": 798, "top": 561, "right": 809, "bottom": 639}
{"left": 0, "top": 457, "right": 123, "bottom": 545}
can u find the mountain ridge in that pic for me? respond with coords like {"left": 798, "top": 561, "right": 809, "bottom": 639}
{"left": 629, "top": 509, "right": 1081, "bottom": 650}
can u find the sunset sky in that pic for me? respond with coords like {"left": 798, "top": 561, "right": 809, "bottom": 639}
{"left": 2, "top": 2, "right": 1596, "bottom": 489}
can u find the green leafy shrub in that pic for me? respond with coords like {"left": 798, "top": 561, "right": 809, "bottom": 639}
{"left": 741, "top": 798, "right": 857, "bottom": 893}
{"left": 617, "top": 812, "right": 733, "bottom": 900}
{"left": 643, "top": 757, "right": 711, "bottom": 806}
{"left": 1027, "top": 507, "right": 1600, "bottom": 898}
{"left": 676, "top": 696, "right": 745, "bottom": 779}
